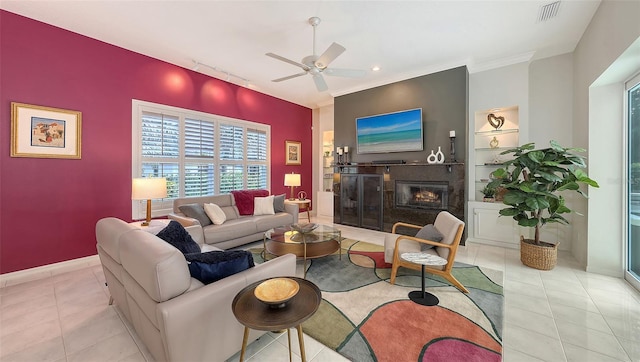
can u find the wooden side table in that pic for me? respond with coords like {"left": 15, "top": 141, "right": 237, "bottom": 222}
{"left": 232, "top": 277, "right": 321, "bottom": 362}
{"left": 285, "top": 199, "right": 311, "bottom": 222}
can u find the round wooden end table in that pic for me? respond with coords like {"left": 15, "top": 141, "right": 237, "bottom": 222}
{"left": 401, "top": 252, "right": 448, "bottom": 306}
{"left": 232, "top": 277, "right": 321, "bottom": 362}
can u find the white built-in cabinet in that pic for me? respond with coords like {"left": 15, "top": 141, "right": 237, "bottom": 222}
{"left": 468, "top": 105, "right": 525, "bottom": 248}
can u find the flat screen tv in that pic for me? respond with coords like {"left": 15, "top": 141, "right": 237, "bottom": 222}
{"left": 356, "top": 108, "right": 423, "bottom": 154}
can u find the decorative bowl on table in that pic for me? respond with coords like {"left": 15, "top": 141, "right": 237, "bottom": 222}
{"left": 291, "top": 223, "right": 318, "bottom": 234}
{"left": 254, "top": 278, "right": 300, "bottom": 308}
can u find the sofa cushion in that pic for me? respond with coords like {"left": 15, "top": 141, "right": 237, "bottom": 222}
{"left": 231, "top": 190, "right": 269, "bottom": 215}
{"left": 253, "top": 213, "right": 295, "bottom": 232}
{"left": 254, "top": 195, "right": 275, "bottom": 216}
{"left": 178, "top": 204, "right": 212, "bottom": 226}
{"left": 202, "top": 218, "right": 258, "bottom": 244}
{"left": 204, "top": 203, "right": 227, "bottom": 225}
{"left": 185, "top": 250, "right": 255, "bottom": 284}
{"left": 415, "top": 224, "right": 444, "bottom": 250}
{"left": 156, "top": 221, "right": 202, "bottom": 254}
{"left": 273, "top": 194, "right": 286, "bottom": 213}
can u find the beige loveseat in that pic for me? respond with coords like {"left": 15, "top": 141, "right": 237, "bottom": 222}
{"left": 168, "top": 193, "right": 299, "bottom": 250}
{"left": 96, "top": 217, "right": 296, "bottom": 362}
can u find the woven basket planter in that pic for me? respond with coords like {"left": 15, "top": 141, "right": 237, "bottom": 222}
{"left": 520, "top": 236, "right": 559, "bottom": 270}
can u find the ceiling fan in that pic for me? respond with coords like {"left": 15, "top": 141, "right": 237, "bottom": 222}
{"left": 266, "top": 16, "right": 365, "bottom": 92}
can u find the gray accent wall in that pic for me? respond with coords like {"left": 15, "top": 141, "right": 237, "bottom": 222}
{"left": 334, "top": 66, "right": 469, "bottom": 164}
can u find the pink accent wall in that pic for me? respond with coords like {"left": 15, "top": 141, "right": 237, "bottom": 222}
{"left": 0, "top": 11, "right": 312, "bottom": 274}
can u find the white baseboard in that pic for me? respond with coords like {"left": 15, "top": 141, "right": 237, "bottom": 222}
{"left": 0, "top": 254, "right": 101, "bottom": 287}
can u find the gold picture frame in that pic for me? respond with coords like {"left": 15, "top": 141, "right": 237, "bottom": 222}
{"left": 11, "top": 102, "right": 82, "bottom": 159}
{"left": 285, "top": 140, "right": 301, "bottom": 165}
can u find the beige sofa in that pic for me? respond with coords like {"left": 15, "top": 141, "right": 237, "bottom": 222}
{"left": 168, "top": 194, "right": 299, "bottom": 250}
{"left": 96, "top": 217, "right": 296, "bottom": 362}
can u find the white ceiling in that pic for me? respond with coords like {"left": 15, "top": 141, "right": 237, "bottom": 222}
{"left": 1, "top": 1, "right": 601, "bottom": 109}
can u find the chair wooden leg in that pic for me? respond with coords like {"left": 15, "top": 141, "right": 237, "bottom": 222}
{"left": 390, "top": 263, "right": 399, "bottom": 285}
{"left": 443, "top": 274, "right": 469, "bottom": 293}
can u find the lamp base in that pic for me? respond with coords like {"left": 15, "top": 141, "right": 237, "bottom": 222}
{"left": 143, "top": 199, "right": 152, "bottom": 227}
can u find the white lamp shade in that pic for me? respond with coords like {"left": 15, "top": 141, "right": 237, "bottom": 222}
{"left": 132, "top": 177, "right": 167, "bottom": 200}
{"left": 284, "top": 173, "right": 301, "bottom": 187}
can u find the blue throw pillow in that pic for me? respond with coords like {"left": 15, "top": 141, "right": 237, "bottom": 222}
{"left": 185, "top": 251, "right": 255, "bottom": 284}
{"left": 156, "top": 221, "right": 201, "bottom": 254}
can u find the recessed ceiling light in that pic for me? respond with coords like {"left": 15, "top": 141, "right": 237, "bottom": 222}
{"left": 371, "top": 66, "right": 381, "bottom": 72}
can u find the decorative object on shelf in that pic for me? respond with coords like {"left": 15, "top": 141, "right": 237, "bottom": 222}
{"left": 285, "top": 140, "right": 301, "bottom": 165}
{"left": 336, "top": 146, "right": 343, "bottom": 165}
{"left": 297, "top": 190, "right": 307, "bottom": 200}
{"left": 132, "top": 177, "right": 168, "bottom": 226}
{"left": 480, "top": 184, "right": 496, "bottom": 202}
{"left": 254, "top": 277, "right": 300, "bottom": 308}
{"left": 487, "top": 113, "right": 505, "bottom": 130}
{"left": 426, "top": 150, "right": 437, "bottom": 164}
{"left": 488, "top": 141, "right": 599, "bottom": 270}
{"left": 11, "top": 102, "right": 82, "bottom": 159}
{"left": 449, "top": 130, "right": 456, "bottom": 162}
{"left": 489, "top": 136, "right": 499, "bottom": 149}
{"left": 284, "top": 172, "right": 301, "bottom": 200}
{"left": 324, "top": 151, "right": 330, "bottom": 157}
{"left": 435, "top": 146, "right": 445, "bottom": 164}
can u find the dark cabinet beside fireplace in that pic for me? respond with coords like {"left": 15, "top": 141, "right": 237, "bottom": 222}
{"left": 336, "top": 174, "right": 383, "bottom": 230}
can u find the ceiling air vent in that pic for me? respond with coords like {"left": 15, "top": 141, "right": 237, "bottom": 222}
{"left": 538, "top": 1, "right": 561, "bottom": 22}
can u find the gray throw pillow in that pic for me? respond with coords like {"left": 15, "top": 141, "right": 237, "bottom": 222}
{"left": 178, "top": 204, "right": 212, "bottom": 226}
{"left": 415, "top": 224, "right": 444, "bottom": 250}
{"left": 273, "top": 194, "right": 286, "bottom": 213}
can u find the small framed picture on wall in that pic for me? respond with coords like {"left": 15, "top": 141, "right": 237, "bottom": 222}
{"left": 11, "top": 102, "right": 82, "bottom": 159}
{"left": 285, "top": 140, "right": 301, "bottom": 165}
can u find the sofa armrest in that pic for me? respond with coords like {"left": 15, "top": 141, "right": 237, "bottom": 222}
{"left": 168, "top": 213, "right": 200, "bottom": 227}
{"left": 285, "top": 203, "right": 299, "bottom": 224}
{"left": 156, "top": 254, "right": 296, "bottom": 362}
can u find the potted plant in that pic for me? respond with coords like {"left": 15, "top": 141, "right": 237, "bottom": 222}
{"left": 481, "top": 184, "right": 496, "bottom": 202}
{"left": 488, "top": 140, "right": 599, "bottom": 270}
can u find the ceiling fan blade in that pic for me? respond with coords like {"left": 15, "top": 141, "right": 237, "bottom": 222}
{"left": 266, "top": 53, "right": 310, "bottom": 71}
{"left": 314, "top": 42, "right": 346, "bottom": 69}
{"left": 312, "top": 74, "right": 328, "bottom": 92}
{"left": 324, "top": 68, "right": 366, "bottom": 78}
{"left": 272, "top": 72, "right": 308, "bottom": 82}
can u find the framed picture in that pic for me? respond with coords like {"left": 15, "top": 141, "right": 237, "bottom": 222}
{"left": 285, "top": 140, "right": 301, "bottom": 165}
{"left": 11, "top": 102, "right": 82, "bottom": 159}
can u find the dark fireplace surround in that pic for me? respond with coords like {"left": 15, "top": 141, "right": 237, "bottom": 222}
{"left": 333, "top": 163, "right": 465, "bottom": 237}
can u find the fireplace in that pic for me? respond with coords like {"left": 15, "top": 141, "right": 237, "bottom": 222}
{"left": 395, "top": 181, "right": 448, "bottom": 210}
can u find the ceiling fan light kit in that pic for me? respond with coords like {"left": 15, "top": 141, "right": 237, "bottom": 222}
{"left": 266, "top": 16, "right": 365, "bottom": 92}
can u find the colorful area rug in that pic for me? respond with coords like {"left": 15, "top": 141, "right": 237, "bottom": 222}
{"left": 253, "top": 239, "right": 503, "bottom": 362}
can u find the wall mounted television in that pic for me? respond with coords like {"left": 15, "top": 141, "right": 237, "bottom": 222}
{"left": 356, "top": 108, "right": 423, "bottom": 154}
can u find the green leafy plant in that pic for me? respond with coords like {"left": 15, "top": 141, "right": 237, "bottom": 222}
{"left": 481, "top": 184, "right": 496, "bottom": 198}
{"left": 488, "top": 140, "right": 599, "bottom": 246}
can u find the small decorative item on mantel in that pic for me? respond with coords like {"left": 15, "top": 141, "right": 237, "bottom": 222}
{"left": 427, "top": 147, "right": 445, "bottom": 164}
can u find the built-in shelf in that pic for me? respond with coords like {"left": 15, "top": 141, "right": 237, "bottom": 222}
{"left": 474, "top": 128, "right": 519, "bottom": 135}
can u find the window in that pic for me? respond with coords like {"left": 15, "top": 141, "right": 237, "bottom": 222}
{"left": 132, "top": 100, "right": 270, "bottom": 219}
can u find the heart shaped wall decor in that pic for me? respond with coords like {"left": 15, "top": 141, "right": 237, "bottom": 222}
{"left": 487, "top": 113, "right": 505, "bottom": 130}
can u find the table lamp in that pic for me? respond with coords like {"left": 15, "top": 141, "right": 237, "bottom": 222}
{"left": 132, "top": 177, "right": 167, "bottom": 226}
{"left": 284, "top": 173, "right": 301, "bottom": 200}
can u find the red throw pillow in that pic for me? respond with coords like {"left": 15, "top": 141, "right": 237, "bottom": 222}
{"left": 231, "top": 190, "right": 269, "bottom": 215}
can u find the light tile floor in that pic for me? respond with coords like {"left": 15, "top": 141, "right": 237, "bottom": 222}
{"left": 1, "top": 217, "right": 639, "bottom": 361}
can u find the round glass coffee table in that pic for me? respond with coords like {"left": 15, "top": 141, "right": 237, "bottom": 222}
{"left": 263, "top": 224, "right": 341, "bottom": 278}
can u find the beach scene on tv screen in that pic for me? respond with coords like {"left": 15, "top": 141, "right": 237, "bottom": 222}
{"left": 356, "top": 108, "right": 423, "bottom": 154}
